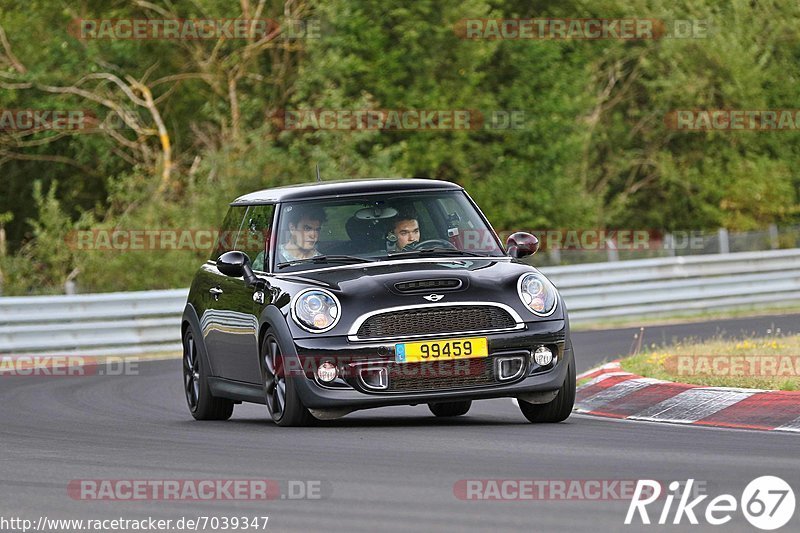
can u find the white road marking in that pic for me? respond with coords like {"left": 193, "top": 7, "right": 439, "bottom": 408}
{"left": 629, "top": 388, "right": 758, "bottom": 424}
{"left": 774, "top": 415, "right": 800, "bottom": 433}
{"left": 576, "top": 377, "right": 663, "bottom": 412}
{"left": 578, "top": 371, "right": 634, "bottom": 389}
{"left": 576, "top": 361, "right": 621, "bottom": 380}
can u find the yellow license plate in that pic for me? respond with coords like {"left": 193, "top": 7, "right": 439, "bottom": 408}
{"left": 395, "top": 337, "right": 488, "bottom": 364}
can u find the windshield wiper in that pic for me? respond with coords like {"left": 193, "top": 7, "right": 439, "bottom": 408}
{"left": 389, "top": 247, "right": 493, "bottom": 258}
{"left": 277, "top": 255, "right": 377, "bottom": 268}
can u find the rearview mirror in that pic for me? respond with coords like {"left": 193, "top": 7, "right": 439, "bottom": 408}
{"left": 506, "top": 232, "right": 539, "bottom": 259}
{"left": 355, "top": 206, "right": 398, "bottom": 220}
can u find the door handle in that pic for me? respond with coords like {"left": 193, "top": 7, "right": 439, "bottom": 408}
{"left": 209, "top": 287, "right": 223, "bottom": 301}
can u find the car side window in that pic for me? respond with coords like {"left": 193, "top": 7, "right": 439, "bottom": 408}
{"left": 437, "top": 196, "right": 497, "bottom": 251}
{"left": 239, "top": 205, "right": 276, "bottom": 272}
{"left": 210, "top": 206, "right": 248, "bottom": 261}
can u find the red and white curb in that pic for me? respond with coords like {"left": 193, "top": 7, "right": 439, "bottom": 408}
{"left": 575, "top": 361, "right": 800, "bottom": 433}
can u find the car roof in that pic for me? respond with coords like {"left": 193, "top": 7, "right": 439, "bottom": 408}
{"left": 230, "top": 178, "right": 463, "bottom": 205}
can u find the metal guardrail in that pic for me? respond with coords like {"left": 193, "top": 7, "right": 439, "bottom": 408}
{"left": 544, "top": 248, "right": 800, "bottom": 323}
{"left": 1, "top": 249, "right": 799, "bottom": 355}
{"left": 0, "top": 289, "right": 187, "bottom": 355}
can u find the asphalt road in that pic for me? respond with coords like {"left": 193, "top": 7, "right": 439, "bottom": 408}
{"left": 1, "top": 314, "right": 799, "bottom": 533}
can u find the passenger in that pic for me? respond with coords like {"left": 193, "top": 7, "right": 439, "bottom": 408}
{"left": 279, "top": 206, "right": 326, "bottom": 262}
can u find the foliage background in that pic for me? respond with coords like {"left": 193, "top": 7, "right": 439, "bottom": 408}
{"left": 1, "top": 0, "right": 799, "bottom": 294}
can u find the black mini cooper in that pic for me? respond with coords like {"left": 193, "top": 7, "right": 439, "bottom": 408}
{"left": 182, "top": 178, "right": 575, "bottom": 426}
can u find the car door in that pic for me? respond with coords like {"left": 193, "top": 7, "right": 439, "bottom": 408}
{"left": 204, "top": 204, "right": 278, "bottom": 384}
{"left": 202, "top": 206, "right": 252, "bottom": 381}
{"left": 218, "top": 204, "right": 276, "bottom": 383}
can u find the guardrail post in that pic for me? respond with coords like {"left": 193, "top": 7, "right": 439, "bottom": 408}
{"left": 0, "top": 227, "right": 4, "bottom": 296}
{"left": 548, "top": 246, "right": 561, "bottom": 265}
{"left": 664, "top": 233, "right": 676, "bottom": 257}
{"left": 769, "top": 224, "right": 779, "bottom": 249}
{"left": 718, "top": 228, "right": 730, "bottom": 254}
{"left": 606, "top": 239, "right": 619, "bottom": 262}
{"left": 64, "top": 268, "right": 79, "bottom": 295}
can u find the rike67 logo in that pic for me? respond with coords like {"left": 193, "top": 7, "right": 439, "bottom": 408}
{"left": 626, "top": 477, "right": 795, "bottom": 530}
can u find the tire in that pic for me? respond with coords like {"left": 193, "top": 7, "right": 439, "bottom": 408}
{"left": 260, "top": 329, "right": 314, "bottom": 427}
{"left": 183, "top": 328, "right": 234, "bottom": 421}
{"left": 518, "top": 347, "right": 576, "bottom": 424}
{"left": 428, "top": 400, "right": 472, "bottom": 417}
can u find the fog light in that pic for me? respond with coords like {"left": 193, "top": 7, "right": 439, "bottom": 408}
{"left": 317, "top": 361, "right": 338, "bottom": 382}
{"left": 534, "top": 346, "right": 553, "bottom": 366}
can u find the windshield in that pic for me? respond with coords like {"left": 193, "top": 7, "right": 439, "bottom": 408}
{"left": 273, "top": 190, "right": 505, "bottom": 270}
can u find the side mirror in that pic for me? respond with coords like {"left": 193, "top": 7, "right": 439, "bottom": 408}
{"left": 506, "top": 232, "right": 539, "bottom": 259}
{"left": 217, "top": 250, "right": 261, "bottom": 287}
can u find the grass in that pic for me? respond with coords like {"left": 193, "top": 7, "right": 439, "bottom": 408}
{"left": 620, "top": 334, "right": 800, "bottom": 391}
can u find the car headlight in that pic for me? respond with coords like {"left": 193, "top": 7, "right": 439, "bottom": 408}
{"left": 517, "top": 273, "right": 558, "bottom": 316}
{"left": 291, "top": 289, "right": 341, "bottom": 333}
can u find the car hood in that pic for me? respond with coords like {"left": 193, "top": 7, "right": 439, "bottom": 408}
{"left": 278, "top": 257, "right": 528, "bottom": 289}
{"left": 274, "top": 257, "right": 564, "bottom": 337}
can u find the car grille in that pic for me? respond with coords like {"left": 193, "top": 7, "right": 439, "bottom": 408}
{"left": 355, "top": 305, "right": 517, "bottom": 339}
{"left": 386, "top": 358, "right": 496, "bottom": 392}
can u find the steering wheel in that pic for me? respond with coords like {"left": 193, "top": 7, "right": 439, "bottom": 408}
{"left": 403, "top": 239, "right": 456, "bottom": 251}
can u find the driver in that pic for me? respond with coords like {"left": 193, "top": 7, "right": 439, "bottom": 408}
{"left": 388, "top": 210, "right": 420, "bottom": 252}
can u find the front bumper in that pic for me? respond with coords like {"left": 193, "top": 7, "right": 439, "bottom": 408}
{"left": 290, "top": 319, "right": 571, "bottom": 410}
